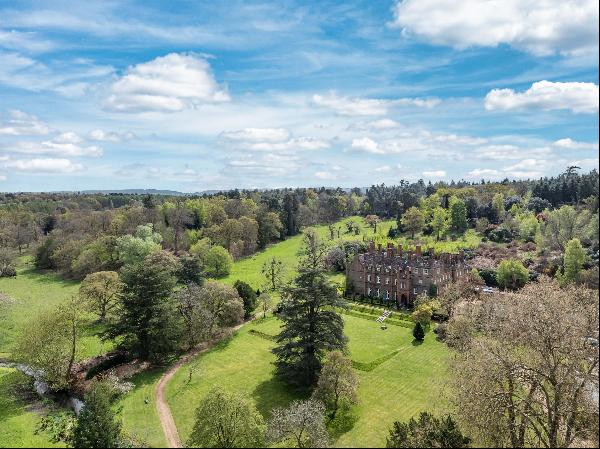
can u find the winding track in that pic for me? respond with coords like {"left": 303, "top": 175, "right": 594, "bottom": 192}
{"left": 155, "top": 321, "right": 250, "bottom": 448}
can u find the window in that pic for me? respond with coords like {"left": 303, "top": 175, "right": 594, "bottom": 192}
{"left": 376, "top": 276, "right": 381, "bottom": 284}
{"left": 394, "top": 279, "right": 397, "bottom": 286}
{"left": 437, "top": 268, "right": 440, "bottom": 274}
{"left": 413, "top": 288, "right": 418, "bottom": 294}
{"left": 376, "top": 288, "right": 380, "bottom": 297}
{"left": 367, "top": 274, "right": 371, "bottom": 282}
{"left": 414, "top": 268, "right": 418, "bottom": 275}
{"left": 423, "top": 268, "right": 429, "bottom": 275}
{"left": 367, "top": 287, "right": 371, "bottom": 295}
{"left": 377, "top": 265, "right": 381, "bottom": 271}
{"left": 418, "top": 279, "right": 422, "bottom": 284}
{"left": 385, "top": 278, "right": 390, "bottom": 285}
{"left": 394, "top": 292, "right": 397, "bottom": 300}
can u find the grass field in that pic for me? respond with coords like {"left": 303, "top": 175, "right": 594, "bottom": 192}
{"left": 0, "top": 367, "right": 64, "bottom": 448}
{"left": 0, "top": 258, "right": 111, "bottom": 361}
{"left": 165, "top": 314, "right": 451, "bottom": 448}
{"left": 222, "top": 216, "right": 394, "bottom": 290}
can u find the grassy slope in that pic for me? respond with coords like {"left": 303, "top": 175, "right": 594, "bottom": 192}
{"left": 0, "top": 368, "right": 64, "bottom": 448}
{"left": 166, "top": 314, "right": 450, "bottom": 448}
{"left": 0, "top": 258, "right": 111, "bottom": 360}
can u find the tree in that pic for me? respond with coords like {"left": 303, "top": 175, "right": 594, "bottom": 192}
{"left": 261, "top": 257, "right": 286, "bottom": 292}
{"left": 450, "top": 198, "right": 468, "bottom": 232}
{"left": 451, "top": 279, "right": 599, "bottom": 448}
{"left": 540, "top": 205, "right": 591, "bottom": 252}
{"left": 365, "top": 214, "right": 380, "bottom": 232}
{"left": 492, "top": 193, "right": 505, "bottom": 222}
{"left": 188, "top": 387, "right": 265, "bottom": 448}
{"left": 411, "top": 302, "right": 434, "bottom": 328}
{"left": 273, "top": 231, "right": 347, "bottom": 388}
{"left": 203, "top": 245, "right": 233, "bottom": 278}
{"left": 107, "top": 250, "right": 183, "bottom": 361}
{"left": 16, "top": 296, "right": 83, "bottom": 390}
{"left": 73, "top": 381, "right": 122, "bottom": 448}
{"left": 266, "top": 399, "right": 329, "bottom": 448}
{"left": 257, "top": 210, "right": 283, "bottom": 248}
{"left": 177, "top": 254, "right": 205, "bottom": 285}
{"left": 79, "top": 271, "right": 123, "bottom": 322}
{"left": 258, "top": 292, "right": 272, "bottom": 319}
{"left": 496, "top": 259, "right": 529, "bottom": 290}
{"left": 412, "top": 322, "right": 425, "bottom": 342}
{"left": 386, "top": 412, "right": 470, "bottom": 448}
{"left": 197, "top": 281, "right": 244, "bottom": 336}
{"left": 401, "top": 207, "right": 424, "bottom": 238}
{"left": 430, "top": 207, "right": 448, "bottom": 241}
{"left": 558, "top": 238, "right": 586, "bottom": 284}
{"left": 312, "top": 351, "right": 359, "bottom": 419}
{"left": 176, "top": 283, "right": 212, "bottom": 350}
{"left": 234, "top": 280, "right": 258, "bottom": 320}
{"left": 116, "top": 223, "right": 162, "bottom": 266}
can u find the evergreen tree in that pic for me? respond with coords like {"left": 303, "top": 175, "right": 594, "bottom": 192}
{"left": 73, "top": 381, "right": 122, "bottom": 448}
{"left": 450, "top": 198, "right": 468, "bottom": 232}
{"left": 273, "top": 231, "right": 347, "bottom": 388}
{"left": 234, "top": 280, "right": 258, "bottom": 319}
{"left": 107, "top": 250, "right": 183, "bottom": 361}
{"left": 559, "top": 238, "right": 587, "bottom": 284}
{"left": 412, "top": 322, "right": 425, "bottom": 342}
{"left": 386, "top": 412, "right": 470, "bottom": 448}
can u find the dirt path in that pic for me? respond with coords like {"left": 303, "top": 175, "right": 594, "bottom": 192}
{"left": 155, "top": 321, "right": 249, "bottom": 448}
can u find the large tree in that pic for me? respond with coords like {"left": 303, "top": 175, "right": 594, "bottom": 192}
{"left": 107, "top": 250, "right": 183, "bottom": 361}
{"left": 558, "top": 238, "right": 586, "bottom": 285}
{"left": 273, "top": 231, "right": 347, "bottom": 388}
{"left": 496, "top": 258, "right": 529, "bottom": 291}
{"left": 450, "top": 279, "right": 599, "bottom": 448}
{"left": 188, "top": 387, "right": 265, "bottom": 448}
{"left": 430, "top": 207, "right": 448, "bottom": 241}
{"left": 401, "top": 207, "right": 424, "bottom": 238}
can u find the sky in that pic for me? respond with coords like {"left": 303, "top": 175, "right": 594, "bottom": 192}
{"left": 0, "top": 0, "right": 598, "bottom": 192}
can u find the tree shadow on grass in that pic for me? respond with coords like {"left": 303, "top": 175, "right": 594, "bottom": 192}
{"left": 251, "top": 377, "right": 306, "bottom": 418}
{"left": 328, "top": 406, "right": 359, "bottom": 441}
{"left": 411, "top": 339, "right": 424, "bottom": 346}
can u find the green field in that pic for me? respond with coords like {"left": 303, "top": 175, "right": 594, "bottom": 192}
{"left": 0, "top": 258, "right": 111, "bottom": 361}
{"left": 165, "top": 314, "right": 451, "bottom": 448}
{"left": 0, "top": 368, "right": 64, "bottom": 448}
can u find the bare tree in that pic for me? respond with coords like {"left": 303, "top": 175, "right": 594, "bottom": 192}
{"left": 312, "top": 351, "right": 359, "bottom": 419}
{"left": 450, "top": 278, "right": 599, "bottom": 447}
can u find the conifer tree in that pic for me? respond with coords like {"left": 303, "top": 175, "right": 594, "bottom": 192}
{"left": 273, "top": 230, "right": 347, "bottom": 388}
{"left": 73, "top": 381, "right": 121, "bottom": 448}
{"left": 413, "top": 321, "right": 425, "bottom": 342}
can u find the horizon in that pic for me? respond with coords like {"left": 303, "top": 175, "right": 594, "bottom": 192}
{"left": 0, "top": 0, "right": 598, "bottom": 192}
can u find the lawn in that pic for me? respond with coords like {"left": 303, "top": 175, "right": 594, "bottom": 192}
{"left": 221, "top": 216, "right": 395, "bottom": 290}
{"left": 0, "top": 367, "right": 64, "bottom": 448}
{"left": 165, "top": 313, "right": 451, "bottom": 448}
{"left": 0, "top": 258, "right": 111, "bottom": 361}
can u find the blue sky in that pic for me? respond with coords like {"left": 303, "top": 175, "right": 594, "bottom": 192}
{"left": 0, "top": 0, "right": 598, "bottom": 192}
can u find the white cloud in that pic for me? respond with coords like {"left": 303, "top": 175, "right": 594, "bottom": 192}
{"left": 227, "top": 153, "right": 302, "bottom": 177}
{"left": 392, "top": 0, "right": 599, "bottom": 56}
{"left": 3, "top": 158, "right": 84, "bottom": 173}
{"left": 312, "top": 92, "right": 438, "bottom": 116}
{"left": 422, "top": 170, "right": 446, "bottom": 177}
{"left": 8, "top": 139, "right": 103, "bottom": 157}
{"left": 221, "top": 127, "right": 329, "bottom": 152}
{"left": 367, "top": 119, "right": 400, "bottom": 129}
{"left": 54, "top": 132, "right": 83, "bottom": 144}
{"left": 474, "top": 144, "right": 552, "bottom": 161}
{"left": 374, "top": 165, "right": 392, "bottom": 172}
{"left": 88, "top": 129, "right": 136, "bottom": 142}
{"left": 0, "top": 110, "right": 50, "bottom": 136}
{"left": 552, "top": 138, "right": 599, "bottom": 150}
{"left": 221, "top": 128, "right": 290, "bottom": 143}
{"left": 568, "top": 158, "right": 599, "bottom": 170}
{"left": 314, "top": 171, "right": 337, "bottom": 180}
{"left": 467, "top": 168, "right": 501, "bottom": 178}
{"left": 468, "top": 159, "right": 548, "bottom": 180}
{"left": 104, "top": 53, "right": 230, "bottom": 113}
{"left": 485, "top": 81, "right": 599, "bottom": 113}
{"left": 0, "top": 174, "right": 6, "bottom": 181}
{"left": 351, "top": 137, "right": 382, "bottom": 153}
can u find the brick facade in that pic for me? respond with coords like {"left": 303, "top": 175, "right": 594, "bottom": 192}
{"left": 346, "top": 242, "right": 468, "bottom": 307}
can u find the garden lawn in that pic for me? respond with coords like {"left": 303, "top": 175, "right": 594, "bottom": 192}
{"left": 0, "top": 367, "right": 64, "bottom": 448}
{"left": 165, "top": 313, "right": 451, "bottom": 448}
{"left": 0, "top": 258, "right": 111, "bottom": 360}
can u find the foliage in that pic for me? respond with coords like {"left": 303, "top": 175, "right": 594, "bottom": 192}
{"left": 257, "top": 292, "right": 272, "bottom": 319}
{"left": 177, "top": 254, "right": 205, "bottom": 285}
{"left": 203, "top": 245, "right": 233, "bottom": 278}
{"left": 73, "top": 380, "right": 123, "bottom": 448}
{"left": 266, "top": 399, "right": 329, "bottom": 448}
{"left": 450, "top": 197, "right": 468, "bottom": 232}
{"left": 312, "top": 350, "right": 359, "bottom": 419}
{"left": 79, "top": 271, "right": 123, "bottom": 322}
{"left": 187, "top": 386, "right": 265, "bottom": 448}
{"left": 386, "top": 412, "right": 470, "bottom": 448}
{"left": 412, "top": 322, "right": 425, "bottom": 342}
{"left": 540, "top": 205, "right": 592, "bottom": 252}
{"left": 234, "top": 280, "right": 258, "bottom": 319}
{"left": 401, "top": 207, "right": 424, "bottom": 238}
{"left": 107, "top": 250, "right": 183, "bottom": 361}
{"left": 261, "top": 256, "right": 286, "bottom": 291}
{"left": 430, "top": 207, "right": 449, "bottom": 241}
{"left": 116, "top": 224, "right": 162, "bottom": 266}
{"left": 496, "top": 259, "right": 529, "bottom": 290}
{"left": 557, "top": 238, "right": 587, "bottom": 285}
{"left": 273, "top": 231, "right": 347, "bottom": 388}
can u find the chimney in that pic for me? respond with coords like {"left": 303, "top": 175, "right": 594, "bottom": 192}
{"left": 387, "top": 242, "right": 395, "bottom": 257}
{"left": 459, "top": 250, "right": 465, "bottom": 259}
{"left": 397, "top": 244, "right": 403, "bottom": 257}
{"left": 369, "top": 241, "right": 375, "bottom": 253}
{"left": 416, "top": 245, "right": 422, "bottom": 257}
